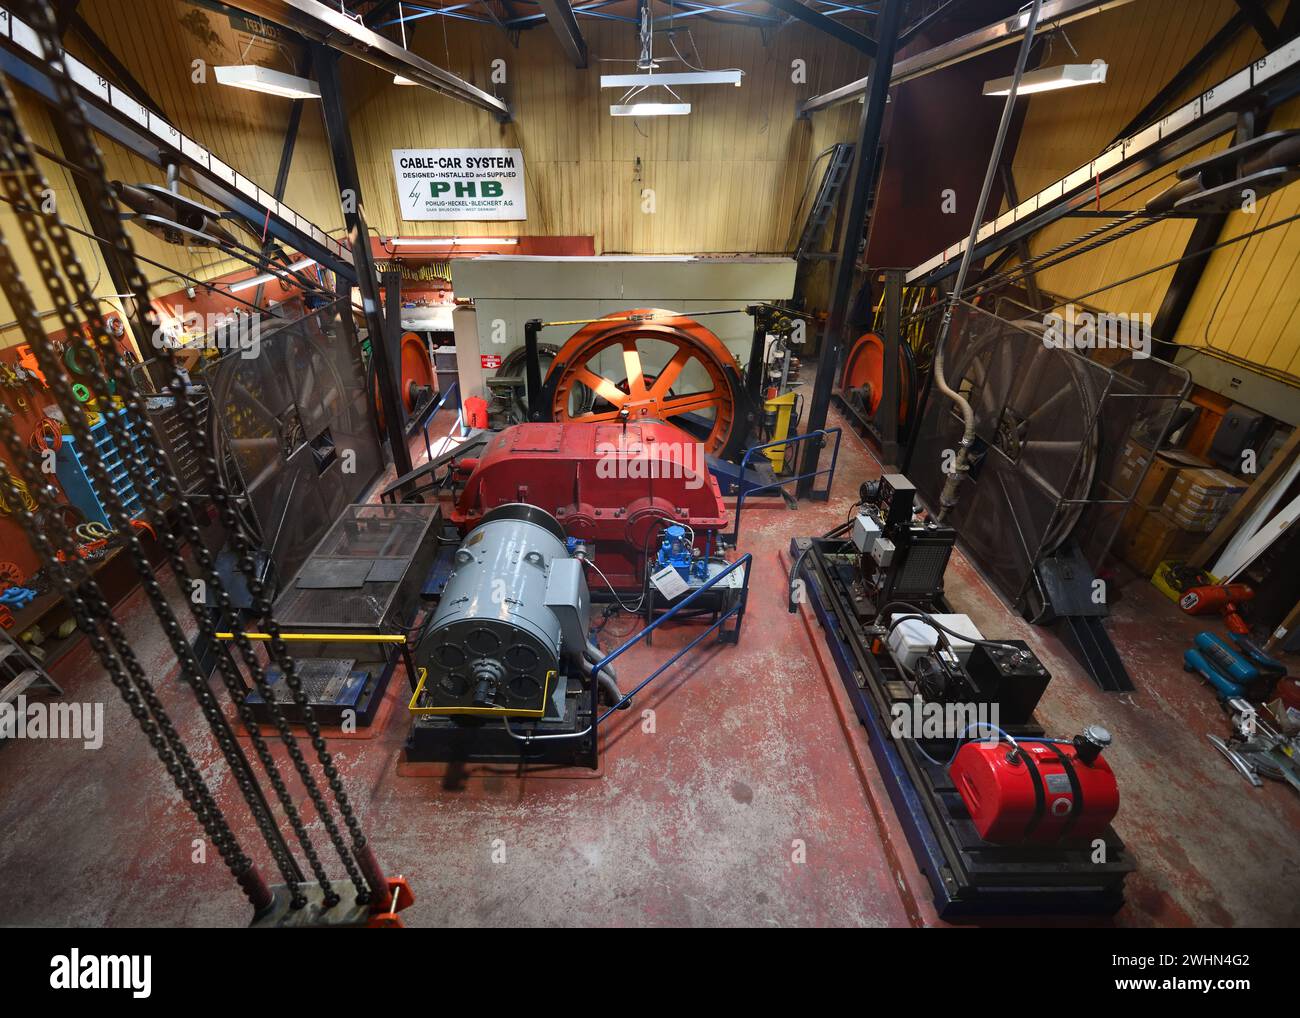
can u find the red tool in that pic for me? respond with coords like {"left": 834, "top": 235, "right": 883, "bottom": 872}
{"left": 1180, "top": 582, "right": 1254, "bottom": 635}
{"left": 462, "top": 395, "right": 489, "bottom": 430}
{"left": 14, "top": 345, "right": 46, "bottom": 387}
{"left": 366, "top": 875, "right": 415, "bottom": 929}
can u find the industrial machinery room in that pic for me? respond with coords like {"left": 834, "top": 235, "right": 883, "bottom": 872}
{"left": 0, "top": 0, "right": 1298, "bottom": 961}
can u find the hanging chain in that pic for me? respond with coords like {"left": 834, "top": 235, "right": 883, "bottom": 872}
{"left": 0, "top": 192, "right": 268, "bottom": 906}
{"left": 4, "top": 0, "right": 395, "bottom": 909}
{"left": 0, "top": 72, "right": 316, "bottom": 903}
{"left": 22, "top": 0, "right": 365, "bottom": 903}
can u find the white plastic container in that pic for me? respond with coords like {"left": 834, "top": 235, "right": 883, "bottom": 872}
{"left": 886, "top": 613, "right": 984, "bottom": 673}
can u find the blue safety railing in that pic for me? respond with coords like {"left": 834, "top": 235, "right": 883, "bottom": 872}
{"left": 726, "top": 428, "right": 842, "bottom": 544}
{"left": 504, "top": 553, "right": 751, "bottom": 744}
{"left": 593, "top": 552, "right": 751, "bottom": 722}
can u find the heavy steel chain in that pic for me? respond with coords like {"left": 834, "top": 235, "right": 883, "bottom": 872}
{"left": 4, "top": 0, "right": 392, "bottom": 909}
{"left": 0, "top": 72, "right": 313, "bottom": 902}
{"left": 21, "top": 0, "right": 367, "bottom": 904}
{"left": 26, "top": 0, "right": 378, "bottom": 904}
{"left": 0, "top": 187, "right": 268, "bottom": 905}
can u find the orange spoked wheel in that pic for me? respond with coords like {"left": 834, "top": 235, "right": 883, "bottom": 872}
{"left": 840, "top": 331, "right": 916, "bottom": 430}
{"left": 374, "top": 332, "right": 436, "bottom": 430}
{"left": 538, "top": 309, "right": 752, "bottom": 459}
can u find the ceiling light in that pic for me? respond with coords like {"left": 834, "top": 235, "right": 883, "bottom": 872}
{"left": 389, "top": 237, "right": 519, "bottom": 246}
{"left": 600, "top": 70, "right": 742, "bottom": 88}
{"left": 229, "top": 258, "right": 316, "bottom": 294}
{"left": 214, "top": 65, "right": 321, "bottom": 100}
{"left": 983, "top": 62, "right": 1108, "bottom": 96}
{"left": 392, "top": 5, "right": 416, "bottom": 86}
{"left": 610, "top": 102, "right": 691, "bottom": 117}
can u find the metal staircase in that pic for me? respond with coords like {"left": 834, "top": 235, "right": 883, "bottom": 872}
{"left": 796, "top": 142, "right": 855, "bottom": 261}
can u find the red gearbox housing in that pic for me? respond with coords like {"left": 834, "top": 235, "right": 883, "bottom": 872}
{"left": 949, "top": 735, "right": 1119, "bottom": 845}
{"left": 450, "top": 421, "right": 728, "bottom": 590}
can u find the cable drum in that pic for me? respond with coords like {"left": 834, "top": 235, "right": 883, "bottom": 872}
{"left": 537, "top": 309, "right": 753, "bottom": 460}
{"left": 912, "top": 312, "right": 1101, "bottom": 603}
{"left": 839, "top": 330, "right": 919, "bottom": 437}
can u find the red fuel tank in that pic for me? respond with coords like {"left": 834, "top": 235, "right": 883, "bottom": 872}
{"left": 451, "top": 421, "right": 728, "bottom": 590}
{"left": 949, "top": 735, "right": 1119, "bottom": 844}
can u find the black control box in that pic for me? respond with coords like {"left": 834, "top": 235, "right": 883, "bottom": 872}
{"left": 962, "top": 640, "right": 1051, "bottom": 725}
{"left": 878, "top": 473, "right": 916, "bottom": 531}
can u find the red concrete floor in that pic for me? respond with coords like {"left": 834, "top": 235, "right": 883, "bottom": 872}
{"left": 0, "top": 402, "right": 1297, "bottom": 927}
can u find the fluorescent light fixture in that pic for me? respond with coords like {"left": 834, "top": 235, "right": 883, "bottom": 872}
{"left": 392, "top": 5, "right": 417, "bottom": 87}
{"left": 610, "top": 102, "right": 691, "bottom": 117}
{"left": 983, "top": 62, "right": 1108, "bottom": 96}
{"left": 214, "top": 65, "right": 321, "bottom": 100}
{"left": 389, "top": 237, "right": 519, "bottom": 246}
{"left": 229, "top": 258, "right": 316, "bottom": 294}
{"left": 600, "top": 70, "right": 742, "bottom": 88}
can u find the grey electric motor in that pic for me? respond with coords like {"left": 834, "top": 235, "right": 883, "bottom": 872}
{"left": 417, "top": 503, "right": 621, "bottom": 714}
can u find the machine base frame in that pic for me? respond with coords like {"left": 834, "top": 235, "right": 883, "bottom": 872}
{"left": 793, "top": 536, "right": 1133, "bottom": 918}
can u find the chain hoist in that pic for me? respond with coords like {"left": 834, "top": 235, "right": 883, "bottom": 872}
{"left": 0, "top": 0, "right": 401, "bottom": 920}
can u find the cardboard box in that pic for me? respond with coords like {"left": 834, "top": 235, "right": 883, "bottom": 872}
{"left": 1118, "top": 448, "right": 1211, "bottom": 533}
{"left": 1167, "top": 505, "right": 1227, "bottom": 532}
{"left": 1111, "top": 438, "right": 1153, "bottom": 497}
{"left": 1162, "top": 466, "right": 1245, "bottom": 528}
{"left": 1145, "top": 449, "right": 1210, "bottom": 497}
{"left": 1119, "top": 509, "right": 1202, "bottom": 576}
{"left": 1165, "top": 466, "right": 1245, "bottom": 503}
{"left": 1119, "top": 503, "right": 1156, "bottom": 544}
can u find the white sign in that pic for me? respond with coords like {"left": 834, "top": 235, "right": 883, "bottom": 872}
{"left": 392, "top": 148, "right": 526, "bottom": 221}
{"left": 649, "top": 566, "right": 690, "bottom": 602}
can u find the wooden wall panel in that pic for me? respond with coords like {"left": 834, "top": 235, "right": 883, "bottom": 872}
{"left": 0, "top": 0, "right": 348, "bottom": 349}
{"left": 1, "top": 6, "right": 868, "bottom": 348}
{"left": 1175, "top": 96, "right": 1300, "bottom": 383}
{"left": 1005, "top": 0, "right": 1300, "bottom": 383}
{"left": 343, "top": 19, "right": 868, "bottom": 253}
{"left": 0, "top": 99, "right": 109, "bottom": 350}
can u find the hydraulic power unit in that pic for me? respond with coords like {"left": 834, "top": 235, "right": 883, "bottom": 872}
{"left": 791, "top": 470, "right": 1133, "bottom": 915}
{"left": 949, "top": 726, "right": 1120, "bottom": 844}
{"left": 851, "top": 474, "right": 956, "bottom": 610}
{"left": 449, "top": 421, "right": 728, "bottom": 590}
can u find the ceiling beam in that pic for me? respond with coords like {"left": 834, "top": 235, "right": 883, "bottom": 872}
{"left": 536, "top": 0, "right": 589, "bottom": 66}
{"left": 896, "top": 0, "right": 969, "bottom": 49}
{"left": 363, "top": 0, "right": 403, "bottom": 25}
{"left": 764, "top": 0, "right": 876, "bottom": 57}
{"left": 798, "top": 0, "right": 1137, "bottom": 116}
{"left": 1234, "top": 0, "right": 1283, "bottom": 47}
{"left": 231, "top": 0, "right": 512, "bottom": 120}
